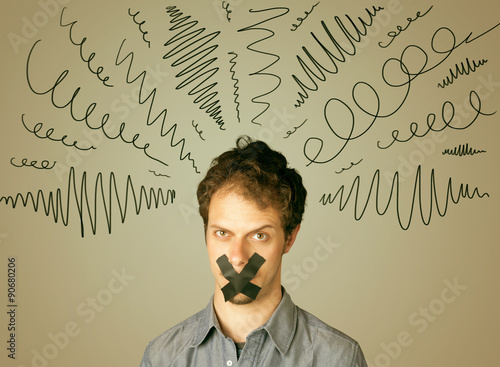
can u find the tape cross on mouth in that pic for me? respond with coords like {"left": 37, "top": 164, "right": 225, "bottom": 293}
{"left": 216, "top": 253, "right": 266, "bottom": 302}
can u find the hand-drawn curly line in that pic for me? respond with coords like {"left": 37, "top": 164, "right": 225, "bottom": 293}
{"left": 335, "top": 159, "right": 363, "bottom": 174}
{"left": 115, "top": 39, "right": 199, "bottom": 173}
{"left": 228, "top": 51, "right": 242, "bottom": 123}
{"left": 21, "top": 114, "right": 96, "bottom": 151}
{"left": 191, "top": 120, "right": 206, "bottom": 141}
{"left": 442, "top": 143, "right": 486, "bottom": 156}
{"left": 437, "top": 58, "right": 488, "bottom": 88}
{"left": 164, "top": 6, "right": 225, "bottom": 130}
{"left": 284, "top": 119, "right": 307, "bottom": 139}
{"left": 10, "top": 157, "right": 56, "bottom": 170}
{"left": 319, "top": 165, "right": 489, "bottom": 230}
{"left": 291, "top": 6, "right": 384, "bottom": 108}
{"left": 237, "top": 6, "right": 290, "bottom": 125}
{"left": 128, "top": 8, "right": 151, "bottom": 48}
{"left": 149, "top": 170, "right": 171, "bottom": 178}
{"left": 0, "top": 167, "right": 175, "bottom": 237}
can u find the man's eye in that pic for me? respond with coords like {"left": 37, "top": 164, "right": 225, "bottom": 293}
{"left": 216, "top": 230, "right": 227, "bottom": 237}
{"left": 252, "top": 233, "right": 267, "bottom": 241}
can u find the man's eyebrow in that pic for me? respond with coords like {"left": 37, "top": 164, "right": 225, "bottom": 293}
{"left": 207, "top": 224, "right": 276, "bottom": 234}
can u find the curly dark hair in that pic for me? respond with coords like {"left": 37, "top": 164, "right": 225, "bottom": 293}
{"left": 197, "top": 136, "right": 307, "bottom": 239}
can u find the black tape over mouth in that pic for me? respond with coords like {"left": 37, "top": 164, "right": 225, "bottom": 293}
{"left": 216, "top": 253, "right": 266, "bottom": 302}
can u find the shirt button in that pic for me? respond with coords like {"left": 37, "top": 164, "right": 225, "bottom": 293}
{"left": 227, "top": 361, "right": 233, "bottom": 366}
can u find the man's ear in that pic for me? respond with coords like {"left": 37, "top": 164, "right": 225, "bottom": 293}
{"left": 284, "top": 224, "right": 301, "bottom": 254}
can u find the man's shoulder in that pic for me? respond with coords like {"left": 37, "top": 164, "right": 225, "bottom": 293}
{"left": 141, "top": 308, "right": 206, "bottom": 365}
{"left": 295, "top": 306, "right": 365, "bottom": 364}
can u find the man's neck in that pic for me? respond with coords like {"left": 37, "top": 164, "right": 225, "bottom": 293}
{"left": 213, "top": 286, "right": 283, "bottom": 343}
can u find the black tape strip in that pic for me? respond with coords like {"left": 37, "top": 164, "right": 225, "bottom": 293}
{"left": 216, "top": 253, "right": 266, "bottom": 302}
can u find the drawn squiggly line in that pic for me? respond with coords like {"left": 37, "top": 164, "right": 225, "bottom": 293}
{"left": 0, "top": 167, "right": 175, "bottom": 238}
{"left": 228, "top": 52, "right": 242, "bottom": 123}
{"left": 10, "top": 157, "right": 56, "bottom": 170}
{"left": 291, "top": 6, "right": 384, "bottom": 108}
{"left": 21, "top": 114, "right": 95, "bottom": 151}
{"left": 291, "top": 2, "right": 320, "bottom": 31}
{"left": 319, "top": 166, "right": 489, "bottom": 230}
{"left": 442, "top": 143, "right": 487, "bottom": 156}
{"left": 164, "top": 6, "right": 225, "bottom": 130}
{"left": 237, "top": 6, "right": 290, "bottom": 125}
{"left": 437, "top": 58, "right": 488, "bottom": 88}
{"left": 115, "top": 40, "right": 200, "bottom": 173}
{"left": 191, "top": 120, "right": 205, "bottom": 141}
{"left": 335, "top": 159, "right": 363, "bottom": 174}
{"left": 149, "top": 170, "right": 171, "bottom": 178}
{"left": 128, "top": 8, "right": 151, "bottom": 48}
{"left": 284, "top": 119, "right": 307, "bottom": 139}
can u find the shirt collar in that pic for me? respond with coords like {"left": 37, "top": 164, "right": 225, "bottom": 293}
{"left": 191, "top": 295, "right": 219, "bottom": 348}
{"left": 190, "top": 288, "right": 297, "bottom": 356}
{"left": 260, "top": 287, "right": 297, "bottom": 355}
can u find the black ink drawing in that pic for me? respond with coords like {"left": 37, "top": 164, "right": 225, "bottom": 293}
{"left": 237, "top": 6, "right": 290, "bottom": 125}
{"left": 10, "top": 157, "right": 56, "bottom": 170}
{"left": 149, "top": 170, "right": 171, "bottom": 178}
{"left": 0, "top": 167, "right": 175, "bottom": 237}
{"left": 303, "top": 23, "right": 500, "bottom": 166}
{"left": 115, "top": 39, "right": 200, "bottom": 173}
{"left": 228, "top": 51, "right": 242, "bottom": 123}
{"left": 291, "top": 2, "right": 319, "bottom": 31}
{"left": 21, "top": 114, "right": 96, "bottom": 151}
{"left": 377, "top": 90, "right": 495, "bottom": 149}
{"left": 442, "top": 143, "right": 487, "bottom": 156}
{"left": 437, "top": 58, "right": 488, "bottom": 88}
{"left": 284, "top": 119, "right": 307, "bottom": 138}
{"left": 291, "top": 6, "right": 384, "bottom": 108}
{"left": 378, "top": 6, "right": 433, "bottom": 48}
{"left": 335, "top": 159, "right": 363, "bottom": 174}
{"left": 26, "top": 39, "right": 171, "bottom": 170}
{"left": 192, "top": 120, "right": 206, "bottom": 141}
{"left": 128, "top": 8, "right": 151, "bottom": 48}
{"left": 319, "top": 166, "right": 489, "bottom": 230}
{"left": 59, "top": 8, "right": 114, "bottom": 87}
{"left": 164, "top": 6, "right": 225, "bottom": 130}
{"left": 222, "top": 1, "right": 232, "bottom": 22}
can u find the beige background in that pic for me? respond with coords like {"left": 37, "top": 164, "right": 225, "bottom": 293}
{"left": 1, "top": 0, "right": 499, "bottom": 366}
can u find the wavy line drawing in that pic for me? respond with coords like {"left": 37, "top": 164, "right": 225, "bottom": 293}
{"left": 442, "top": 143, "right": 487, "bottom": 156}
{"left": 149, "top": 170, "right": 171, "bottom": 178}
{"left": 164, "top": 6, "right": 225, "bottom": 130}
{"left": 128, "top": 8, "right": 151, "bottom": 48}
{"left": 191, "top": 120, "right": 205, "bottom": 141}
{"left": 237, "top": 6, "right": 290, "bottom": 125}
{"left": 228, "top": 51, "right": 242, "bottom": 123}
{"left": 115, "top": 40, "right": 200, "bottom": 173}
{"left": 319, "top": 165, "right": 489, "bottom": 230}
{"left": 291, "top": 6, "right": 384, "bottom": 108}
{"left": 335, "top": 159, "right": 363, "bottom": 174}
{"left": 437, "top": 58, "right": 488, "bottom": 88}
{"left": 0, "top": 167, "right": 175, "bottom": 237}
{"left": 10, "top": 157, "right": 56, "bottom": 170}
{"left": 284, "top": 119, "right": 307, "bottom": 139}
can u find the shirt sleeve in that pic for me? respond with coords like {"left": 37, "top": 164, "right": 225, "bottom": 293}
{"left": 351, "top": 342, "right": 368, "bottom": 367}
{"left": 139, "top": 342, "right": 153, "bottom": 367}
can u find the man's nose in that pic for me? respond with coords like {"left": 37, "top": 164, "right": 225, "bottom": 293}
{"left": 227, "top": 237, "right": 251, "bottom": 270}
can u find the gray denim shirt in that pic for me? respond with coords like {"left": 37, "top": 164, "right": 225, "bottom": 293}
{"left": 140, "top": 289, "right": 368, "bottom": 366}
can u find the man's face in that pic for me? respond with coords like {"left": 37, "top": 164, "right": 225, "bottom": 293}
{"left": 206, "top": 190, "right": 295, "bottom": 305}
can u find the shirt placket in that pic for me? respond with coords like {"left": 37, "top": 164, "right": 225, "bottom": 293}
{"left": 221, "top": 336, "right": 238, "bottom": 367}
{"left": 237, "top": 330, "right": 266, "bottom": 367}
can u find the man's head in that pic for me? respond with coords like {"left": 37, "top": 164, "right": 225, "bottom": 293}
{"left": 197, "top": 136, "right": 307, "bottom": 240}
{"left": 197, "top": 137, "right": 307, "bottom": 305}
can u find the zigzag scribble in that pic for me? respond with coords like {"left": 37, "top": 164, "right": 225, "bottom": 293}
{"left": 319, "top": 166, "right": 489, "bottom": 230}
{"left": 0, "top": 167, "right": 175, "bottom": 237}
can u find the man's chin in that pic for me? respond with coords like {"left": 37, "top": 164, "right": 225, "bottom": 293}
{"left": 228, "top": 293, "right": 255, "bottom": 305}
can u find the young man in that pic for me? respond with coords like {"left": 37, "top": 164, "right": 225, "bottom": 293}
{"left": 140, "top": 137, "right": 368, "bottom": 366}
